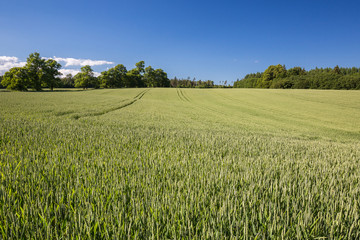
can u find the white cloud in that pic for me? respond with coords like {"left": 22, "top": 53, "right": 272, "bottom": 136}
{"left": 0, "top": 56, "right": 26, "bottom": 75}
{"left": 59, "top": 69, "right": 80, "bottom": 77}
{"left": 0, "top": 55, "right": 108, "bottom": 77}
{"left": 59, "top": 69, "right": 101, "bottom": 78}
{"left": 254, "top": 60, "right": 260, "bottom": 64}
{"left": 51, "top": 57, "right": 114, "bottom": 67}
{"left": 0, "top": 56, "right": 18, "bottom": 62}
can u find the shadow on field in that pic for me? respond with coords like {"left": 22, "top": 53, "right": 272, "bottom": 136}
{"left": 0, "top": 89, "right": 96, "bottom": 93}
{"left": 39, "top": 89, "right": 90, "bottom": 92}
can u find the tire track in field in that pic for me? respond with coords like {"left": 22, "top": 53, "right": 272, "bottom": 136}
{"left": 192, "top": 91, "right": 229, "bottom": 116}
{"left": 177, "top": 88, "right": 234, "bottom": 119}
{"left": 71, "top": 89, "right": 150, "bottom": 119}
{"left": 176, "top": 88, "right": 184, "bottom": 102}
{"left": 179, "top": 89, "right": 229, "bottom": 118}
{"left": 179, "top": 88, "right": 190, "bottom": 102}
{"left": 177, "top": 88, "right": 190, "bottom": 102}
{"left": 180, "top": 89, "right": 248, "bottom": 122}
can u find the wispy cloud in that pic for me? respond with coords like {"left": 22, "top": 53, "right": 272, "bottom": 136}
{"left": 59, "top": 69, "right": 101, "bottom": 77}
{"left": 51, "top": 57, "right": 114, "bottom": 67}
{"left": 0, "top": 56, "right": 26, "bottom": 75}
{"left": 254, "top": 60, "right": 260, "bottom": 64}
{"left": 59, "top": 69, "right": 81, "bottom": 77}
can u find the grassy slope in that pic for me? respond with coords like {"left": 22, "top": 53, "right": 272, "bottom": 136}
{"left": 0, "top": 88, "right": 359, "bottom": 239}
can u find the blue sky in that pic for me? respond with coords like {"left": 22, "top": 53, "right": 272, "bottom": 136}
{"left": 1, "top": 0, "right": 359, "bottom": 83}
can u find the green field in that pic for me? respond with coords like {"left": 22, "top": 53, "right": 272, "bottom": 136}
{"left": 1, "top": 88, "right": 360, "bottom": 239}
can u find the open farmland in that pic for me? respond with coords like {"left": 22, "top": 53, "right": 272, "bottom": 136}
{"left": 1, "top": 88, "right": 360, "bottom": 239}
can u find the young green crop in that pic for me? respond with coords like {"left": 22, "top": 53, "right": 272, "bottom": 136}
{"left": 0, "top": 88, "right": 359, "bottom": 239}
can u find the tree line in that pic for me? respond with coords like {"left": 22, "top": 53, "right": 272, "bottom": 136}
{"left": 2, "top": 53, "right": 359, "bottom": 91}
{"left": 169, "top": 77, "right": 215, "bottom": 88}
{"left": 1, "top": 53, "right": 61, "bottom": 91}
{"left": 0, "top": 52, "right": 170, "bottom": 91}
{"left": 234, "top": 64, "right": 360, "bottom": 90}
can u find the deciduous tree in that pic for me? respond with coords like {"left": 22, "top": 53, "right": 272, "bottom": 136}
{"left": 135, "top": 61, "right": 145, "bottom": 74}
{"left": 1, "top": 67, "right": 29, "bottom": 91}
{"left": 125, "top": 69, "right": 143, "bottom": 87}
{"left": 100, "top": 64, "right": 127, "bottom": 88}
{"left": 2, "top": 52, "right": 62, "bottom": 91}
{"left": 42, "top": 59, "right": 62, "bottom": 91}
{"left": 259, "top": 64, "right": 287, "bottom": 88}
{"left": 74, "top": 65, "right": 99, "bottom": 89}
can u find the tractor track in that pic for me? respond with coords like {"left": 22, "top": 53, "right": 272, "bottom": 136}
{"left": 71, "top": 89, "right": 150, "bottom": 119}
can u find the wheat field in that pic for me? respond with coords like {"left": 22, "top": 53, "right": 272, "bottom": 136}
{"left": 1, "top": 88, "right": 359, "bottom": 239}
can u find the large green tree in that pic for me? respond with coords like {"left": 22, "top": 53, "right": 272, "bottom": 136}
{"left": 25, "top": 52, "right": 61, "bottom": 91}
{"left": 25, "top": 52, "right": 44, "bottom": 91}
{"left": 125, "top": 61, "right": 146, "bottom": 88}
{"left": 144, "top": 66, "right": 170, "bottom": 87}
{"left": 100, "top": 64, "right": 127, "bottom": 88}
{"left": 135, "top": 61, "right": 145, "bottom": 74}
{"left": 153, "top": 69, "right": 169, "bottom": 87}
{"left": 125, "top": 69, "right": 143, "bottom": 87}
{"left": 1, "top": 67, "right": 29, "bottom": 91}
{"left": 74, "top": 65, "right": 99, "bottom": 89}
{"left": 1, "top": 52, "right": 62, "bottom": 91}
{"left": 42, "top": 59, "right": 62, "bottom": 91}
{"left": 143, "top": 66, "right": 155, "bottom": 87}
{"left": 259, "top": 64, "right": 287, "bottom": 88}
